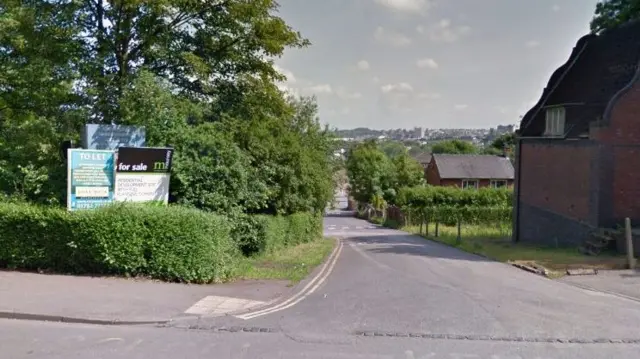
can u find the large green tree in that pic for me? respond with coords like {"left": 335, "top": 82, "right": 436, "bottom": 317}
{"left": 345, "top": 140, "right": 393, "bottom": 204}
{"left": 590, "top": 0, "right": 640, "bottom": 33}
{"left": 431, "top": 139, "right": 478, "bottom": 155}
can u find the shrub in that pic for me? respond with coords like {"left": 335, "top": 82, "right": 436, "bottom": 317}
{"left": 0, "top": 202, "right": 238, "bottom": 283}
{"left": 228, "top": 212, "right": 323, "bottom": 256}
{"left": 419, "top": 206, "right": 512, "bottom": 226}
{"left": 397, "top": 186, "right": 512, "bottom": 208}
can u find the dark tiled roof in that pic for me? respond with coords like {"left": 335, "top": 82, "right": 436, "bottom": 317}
{"left": 433, "top": 154, "right": 514, "bottom": 180}
{"left": 412, "top": 151, "right": 432, "bottom": 164}
{"left": 520, "top": 20, "right": 640, "bottom": 137}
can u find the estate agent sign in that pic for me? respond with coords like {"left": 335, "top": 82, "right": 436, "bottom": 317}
{"left": 67, "top": 149, "right": 115, "bottom": 211}
{"left": 114, "top": 147, "right": 174, "bottom": 204}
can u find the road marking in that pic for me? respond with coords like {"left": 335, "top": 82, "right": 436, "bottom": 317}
{"left": 185, "top": 296, "right": 266, "bottom": 316}
{"left": 236, "top": 240, "right": 343, "bottom": 320}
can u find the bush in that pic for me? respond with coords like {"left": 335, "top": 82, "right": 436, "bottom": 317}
{"left": 397, "top": 186, "right": 512, "bottom": 208}
{"left": 0, "top": 202, "right": 238, "bottom": 283}
{"left": 418, "top": 206, "right": 512, "bottom": 226}
{"left": 228, "top": 212, "right": 323, "bottom": 257}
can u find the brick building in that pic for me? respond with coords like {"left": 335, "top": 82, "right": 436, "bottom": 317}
{"left": 425, "top": 154, "right": 514, "bottom": 188}
{"left": 513, "top": 20, "right": 640, "bottom": 251}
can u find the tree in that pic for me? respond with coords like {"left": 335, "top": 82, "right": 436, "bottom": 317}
{"left": 385, "top": 151, "right": 424, "bottom": 204}
{"left": 482, "top": 132, "right": 515, "bottom": 156}
{"left": 431, "top": 140, "right": 478, "bottom": 154}
{"left": 378, "top": 140, "right": 407, "bottom": 159}
{"left": 345, "top": 140, "right": 393, "bottom": 205}
{"left": 590, "top": 0, "right": 640, "bottom": 33}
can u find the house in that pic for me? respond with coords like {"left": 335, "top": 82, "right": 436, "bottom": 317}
{"left": 512, "top": 20, "right": 640, "bottom": 252}
{"left": 425, "top": 154, "right": 514, "bottom": 188}
{"left": 412, "top": 151, "right": 432, "bottom": 169}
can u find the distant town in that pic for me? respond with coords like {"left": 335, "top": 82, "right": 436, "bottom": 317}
{"left": 332, "top": 124, "right": 516, "bottom": 147}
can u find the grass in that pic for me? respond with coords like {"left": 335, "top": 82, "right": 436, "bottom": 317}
{"left": 236, "top": 237, "right": 336, "bottom": 284}
{"left": 402, "top": 222, "right": 627, "bottom": 278}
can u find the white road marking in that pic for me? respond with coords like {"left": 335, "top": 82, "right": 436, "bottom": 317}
{"left": 184, "top": 296, "right": 266, "bottom": 316}
{"left": 236, "top": 241, "right": 343, "bottom": 320}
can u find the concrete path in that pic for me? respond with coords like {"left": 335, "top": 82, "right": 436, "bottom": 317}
{"left": 560, "top": 269, "right": 640, "bottom": 302}
{"left": 0, "top": 271, "right": 289, "bottom": 323}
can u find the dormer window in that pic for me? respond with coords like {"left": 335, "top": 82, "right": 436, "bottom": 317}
{"left": 545, "top": 106, "right": 565, "bottom": 136}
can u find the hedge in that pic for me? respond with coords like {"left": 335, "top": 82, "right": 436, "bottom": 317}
{"left": 0, "top": 202, "right": 238, "bottom": 283}
{"left": 0, "top": 202, "right": 324, "bottom": 281}
{"left": 397, "top": 186, "right": 512, "bottom": 208}
{"left": 232, "top": 212, "right": 323, "bottom": 256}
{"left": 405, "top": 206, "right": 512, "bottom": 226}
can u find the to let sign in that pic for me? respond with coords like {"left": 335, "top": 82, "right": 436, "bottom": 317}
{"left": 67, "top": 149, "right": 115, "bottom": 211}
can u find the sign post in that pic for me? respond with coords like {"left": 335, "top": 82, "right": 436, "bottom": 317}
{"left": 114, "top": 147, "right": 173, "bottom": 204}
{"left": 67, "top": 149, "right": 116, "bottom": 211}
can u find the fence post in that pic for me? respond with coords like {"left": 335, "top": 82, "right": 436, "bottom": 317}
{"left": 456, "top": 218, "right": 462, "bottom": 245}
{"left": 419, "top": 218, "right": 423, "bottom": 235}
{"left": 435, "top": 222, "right": 439, "bottom": 237}
{"left": 625, "top": 217, "right": 636, "bottom": 269}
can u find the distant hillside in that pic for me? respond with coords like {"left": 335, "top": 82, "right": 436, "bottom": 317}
{"left": 333, "top": 128, "right": 383, "bottom": 138}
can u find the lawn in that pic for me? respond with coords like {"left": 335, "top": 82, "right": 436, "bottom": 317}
{"left": 236, "top": 237, "right": 336, "bottom": 284}
{"left": 403, "top": 223, "right": 627, "bottom": 277}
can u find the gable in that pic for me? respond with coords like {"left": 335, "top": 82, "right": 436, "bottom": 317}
{"left": 519, "top": 20, "right": 640, "bottom": 137}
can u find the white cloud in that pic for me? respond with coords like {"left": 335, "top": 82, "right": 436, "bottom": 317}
{"left": 374, "top": 26, "right": 412, "bottom": 46}
{"left": 494, "top": 106, "right": 509, "bottom": 114}
{"left": 372, "top": 76, "right": 380, "bottom": 84}
{"left": 454, "top": 104, "right": 468, "bottom": 110}
{"left": 336, "top": 87, "right": 363, "bottom": 99}
{"left": 552, "top": 4, "right": 560, "bottom": 12}
{"left": 525, "top": 40, "right": 540, "bottom": 48}
{"left": 417, "top": 19, "right": 471, "bottom": 43}
{"left": 356, "top": 60, "right": 370, "bottom": 71}
{"left": 416, "top": 57, "right": 438, "bottom": 69}
{"left": 307, "top": 84, "right": 333, "bottom": 94}
{"left": 381, "top": 82, "right": 414, "bottom": 93}
{"left": 274, "top": 64, "right": 296, "bottom": 83}
{"left": 374, "top": 0, "right": 432, "bottom": 14}
{"left": 417, "top": 92, "right": 441, "bottom": 100}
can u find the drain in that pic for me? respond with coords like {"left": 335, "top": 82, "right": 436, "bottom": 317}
{"left": 160, "top": 322, "right": 279, "bottom": 334}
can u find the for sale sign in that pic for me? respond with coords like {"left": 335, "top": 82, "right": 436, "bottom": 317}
{"left": 115, "top": 147, "right": 173, "bottom": 204}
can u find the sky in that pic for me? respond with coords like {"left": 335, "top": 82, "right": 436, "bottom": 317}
{"left": 272, "top": 0, "right": 601, "bottom": 130}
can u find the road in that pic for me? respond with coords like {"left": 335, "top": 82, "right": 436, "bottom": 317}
{"left": 3, "top": 199, "right": 640, "bottom": 358}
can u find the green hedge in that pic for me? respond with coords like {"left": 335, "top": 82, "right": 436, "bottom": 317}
{"left": 232, "top": 212, "right": 323, "bottom": 256}
{"left": 397, "top": 186, "right": 512, "bottom": 208}
{"left": 406, "top": 206, "right": 512, "bottom": 226}
{"left": 0, "top": 202, "right": 238, "bottom": 283}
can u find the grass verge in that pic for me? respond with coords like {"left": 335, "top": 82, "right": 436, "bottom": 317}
{"left": 402, "top": 222, "right": 626, "bottom": 278}
{"left": 236, "top": 237, "right": 336, "bottom": 284}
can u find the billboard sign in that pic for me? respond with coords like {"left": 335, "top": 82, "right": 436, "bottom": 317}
{"left": 115, "top": 147, "right": 173, "bottom": 204}
{"left": 67, "top": 149, "right": 115, "bottom": 211}
{"left": 81, "top": 124, "right": 146, "bottom": 150}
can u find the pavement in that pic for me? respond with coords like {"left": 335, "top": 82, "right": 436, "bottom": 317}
{"left": 0, "top": 271, "right": 291, "bottom": 323}
{"left": 3, "top": 194, "right": 640, "bottom": 358}
{"left": 559, "top": 269, "right": 640, "bottom": 302}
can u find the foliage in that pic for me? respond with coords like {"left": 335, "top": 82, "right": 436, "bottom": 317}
{"left": 345, "top": 140, "right": 394, "bottom": 204}
{"left": 396, "top": 186, "right": 513, "bottom": 226}
{"left": 396, "top": 186, "right": 512, "bottom": 208}
{"left": 378, "top": 140, "right": 407, "bottom": 159}
{"left": 0, "top": 202, "right": 239, "bottom": 283}
{"left": 431, "top": 139, "right": 478, "bottom": 154}
{"left": 590, "top": 0, "right": 640, "bottom": 33}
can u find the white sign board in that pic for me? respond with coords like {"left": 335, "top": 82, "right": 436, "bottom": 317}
{"left": 115, "top": 173, "right": 170, "bottom": 204}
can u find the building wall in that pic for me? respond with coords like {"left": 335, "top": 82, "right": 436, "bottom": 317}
{"left": 516, "top": 140, "right": 597, "bottom": 246}
{"left": 425, "top": 158, "right": 441, "bottom": 185}
{"left": 594, "top": 77, "right": 640, "bottom": 226}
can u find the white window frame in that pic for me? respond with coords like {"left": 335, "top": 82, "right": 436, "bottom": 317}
{"left": 461, "top": 179, "right": 479, "bottom": 190}
{"left": 545, "top": 106, "right": 566, "bottom": 136}
{"left": 490, "top": 180, "right": 508, "bottom": 188}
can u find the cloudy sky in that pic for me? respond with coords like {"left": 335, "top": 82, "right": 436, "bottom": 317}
{"left": 273, "top": 0, "right": 600, "bottom": 130}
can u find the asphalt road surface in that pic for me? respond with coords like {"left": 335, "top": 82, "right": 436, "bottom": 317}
{"left": 3, "top": 200, "right": 640, "bottom": 358}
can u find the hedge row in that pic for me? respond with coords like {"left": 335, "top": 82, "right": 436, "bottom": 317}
{"left": 0, "top": 202, "right": 322, "bottom": 283}
{"left": 397, "top": 186, "right": 512, "bottom": 208}
{"left": 404, "top": 206, "right": 512, "bottom": 226}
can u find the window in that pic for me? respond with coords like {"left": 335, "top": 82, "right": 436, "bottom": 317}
{"left": 545, "top": 107, "right": 565, "bottom": 136}
{"left": 490, "top": 180, "right": 508, "bottom": 188}
{"left": 462, "top": 179, "right": 479, "bottom": 189}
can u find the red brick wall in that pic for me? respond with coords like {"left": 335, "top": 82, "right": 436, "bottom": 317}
{"left": 425, "top": 158, "right": 441, "bottom": 185}
{"left": 595, "top": 79, "right": 640, "bottom": 220}
{"left": 519, "top": 142, "right": 593, "bottom": 223}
